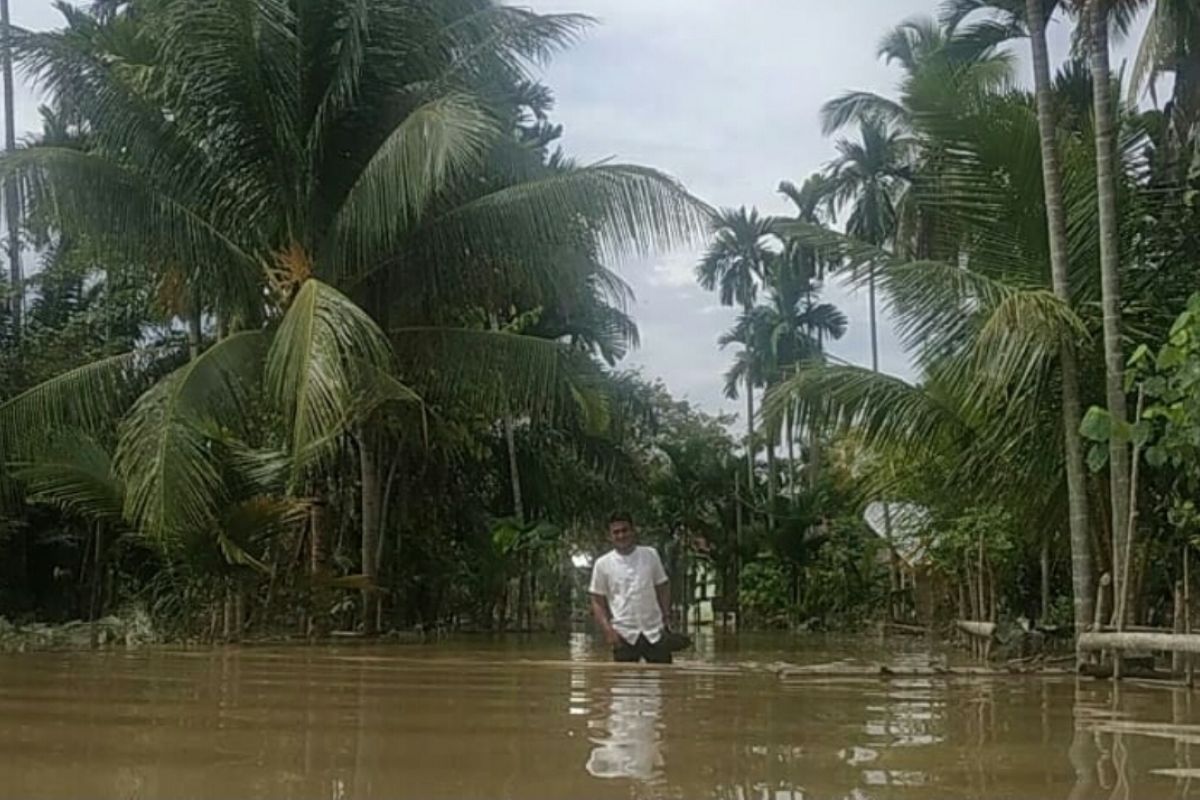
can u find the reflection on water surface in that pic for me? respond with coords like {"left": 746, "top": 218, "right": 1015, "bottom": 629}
{"left": 2, "top": 633, "right": 1200, "bottom": 798}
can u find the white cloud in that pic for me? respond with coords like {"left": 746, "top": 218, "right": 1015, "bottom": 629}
{"left": 644, "top": 251, "right": 697, "bottom": 289}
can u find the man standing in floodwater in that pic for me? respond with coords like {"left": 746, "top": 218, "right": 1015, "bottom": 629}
{"left": 589, "top": 511, "right": 672, "bottom": 664}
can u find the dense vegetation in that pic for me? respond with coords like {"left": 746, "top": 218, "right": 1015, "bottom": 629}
{"left": 1, "top": 0, "right": 1198, "bottom": 644}
{"left": 756, "top": 0, "right": 1200, "bottom": 632}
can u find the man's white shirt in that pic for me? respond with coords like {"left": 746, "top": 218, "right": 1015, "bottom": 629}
{"left": 589, "top": 546, "right": 668, "bottom": 644}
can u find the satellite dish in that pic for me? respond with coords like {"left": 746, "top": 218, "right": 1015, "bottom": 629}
{"left": 863, "top": 502, "right": 934, "bottom": 569}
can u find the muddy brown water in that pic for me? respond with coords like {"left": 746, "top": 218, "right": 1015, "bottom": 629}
{"left": 3, "top": 633, "right": 1200, "bottom": 799}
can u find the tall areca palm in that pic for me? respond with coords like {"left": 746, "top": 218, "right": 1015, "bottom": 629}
{"left": 0, "top": 0, "right": 707, "bottom": 632}
{"left": 721, "top": 261, "right": 846, "bottom": 522}
{"left": 1029, "top": 0, "right": 1095, "bottom": 632}
{"left": 823, "top": 118, "right": 913, "bottom": 372}
{"left": 779, "top": 175, "right": 841, "bottom": 487}
{"left": 763, "top": 247, "right": 848, "bottom": 491}
{"left": 943, "top": 0, "right": 1096, "bottom": 630}
{"left": 1084, "top": 0, "right": 1133, "bottom": 619}
{"left": 696, "top": 206, "right": 777, "bottom": 489}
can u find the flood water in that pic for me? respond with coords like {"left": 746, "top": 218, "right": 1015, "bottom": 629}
{"left": 3, "top": 634, "right": 1200, "bottom": 799}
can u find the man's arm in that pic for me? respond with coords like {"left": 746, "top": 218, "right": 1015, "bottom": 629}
{"left": 590, "top": 593, "right": 619, "bottom": 646}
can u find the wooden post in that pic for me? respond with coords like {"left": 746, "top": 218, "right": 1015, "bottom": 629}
{"left": 1093, "top": 573, "right": 1111, "bottom": 632}
{"left": 1085, "top": 572, "right": 1112, "bottom": 667}
{"left": 1187, "top": 547, "right": 1194, "bottom": 688}
{"left": 1174, "top": 582, "right": 1185, "bottom": 677}
{"left": 1041, "top": 535, "right": 1051, "bottom": 627}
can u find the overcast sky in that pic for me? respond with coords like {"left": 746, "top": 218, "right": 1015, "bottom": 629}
{"left": 12, "top": 1, "right": 1147, "bottom": 419}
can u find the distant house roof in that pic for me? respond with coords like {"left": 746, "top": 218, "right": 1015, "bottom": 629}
{"left": 863, "top": 502, "right": 935, "bottom": 569}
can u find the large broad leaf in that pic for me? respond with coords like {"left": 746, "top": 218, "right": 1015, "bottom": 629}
{"left": 265, "top": 279, "right": 393, "bottom": 485}
{"left": 115, "top": 331, "right": 268, "bottom": 539}
{"left": 1079, "top": 405, "right": 1113, "bottom": 443}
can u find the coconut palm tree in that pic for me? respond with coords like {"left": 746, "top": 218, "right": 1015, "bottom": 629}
{"left": 696, "top": 206, "right": 777, "bottom": 489}
{"left": 820, "top": 14, "right": 1015, "bottom": 136}
{"left": 0, "top": 0, "right": 708, "bottom": 633}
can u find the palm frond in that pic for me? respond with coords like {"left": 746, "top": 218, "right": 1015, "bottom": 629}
{"left": 11, "top": 432, "right": 126, "bottom": 524}
{"left": 764, "top": 364, "right": 970, "bottom": 460}
{"left": 820, "top": 91, "right": 909, "bottom": 135}
{"left": 973, "top": 288, "right": 1089, "bottom": 391}
{"left": 404, "top": 164, "right": 712, "bottom": 283}
{"left": 115, "top": 331, "right": 267, "bottom": 540}
{"left": 392, "top": 325, "right": 597, "bottom": 424}
{"left": 2, "top": 147, "right": 259, "bottom": 276}
{"left": 327, "top": 93, "right": 497, "bottom": 277}
{"left": 264, "top": 279, "right": 392, "bottom": 484}
{"left": 0, "top": 349, "right": 162, "bottom": 465}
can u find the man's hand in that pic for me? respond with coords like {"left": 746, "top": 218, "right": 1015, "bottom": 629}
{"left": 603, "top": 625, "right": 621, "bottom": 647}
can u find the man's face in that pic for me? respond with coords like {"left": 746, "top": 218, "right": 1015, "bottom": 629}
{"left": 608, "top": 520, "right": 635, "bottom": 553}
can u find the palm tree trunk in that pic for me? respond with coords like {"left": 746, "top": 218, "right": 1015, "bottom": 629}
{"left": 490, "top": 314, "right": 526, "bottom": 524}
{"left": 308, "top": 497, "right": 329, "bottom": 638}
{"left": 785, "top": 407, "right": 797, "bottom": 491}
{"left": 744, "top": 377, "right": 755, "bottom": 491}
{"left": 187, "top": 302, "right": 202, "bottom": 361}
{"left": 504, "top": 416, "right": 524, "bottom": 522}
{"left": 743, "top": 293, "right": 758, "bottom": 499}
{"left": 1088, "top": 0, "right": 1132, "bottom": 623}
{"left": 491, "top": 313, "right": 529, "bottom": 627}
{"left": 1028, "top": 0, "right": 1095, "bottom": 630}
{"left": 1, "top": 0, "right": 22, "bottom": 336}
{"left": 868, "top": 266, "right": 879, "bottom": 372}
{"left": 766, "top": 437, "right": 777, "bottom": 532}
{"left": 358, "top": 431, "right": 381, "bottom": 636}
